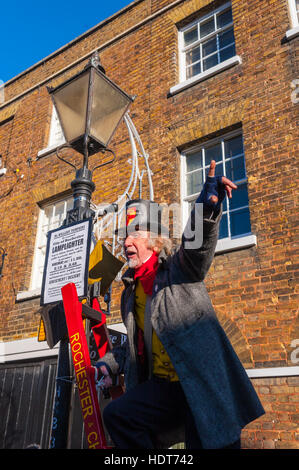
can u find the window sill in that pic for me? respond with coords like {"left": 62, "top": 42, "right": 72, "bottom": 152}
{"left": 215, "top": 234, "right": 256, "bottom": 254}
{"left": 168, "top": 55, "right": 242, "bottom": 97}
{"left": 16, "top": 288, "right": 41, "bottom": 302}
{"left": 285, "top": 26, "right": 299, "bottom": 41}
{"left": 37, "top": 142, "right": 65, "bottom": 159}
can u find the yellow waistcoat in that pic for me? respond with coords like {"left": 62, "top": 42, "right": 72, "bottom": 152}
{"left": 134, "top": 279, "right": 179, "bottom": 381}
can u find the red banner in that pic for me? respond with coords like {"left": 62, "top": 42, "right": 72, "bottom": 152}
{"left": 61, "top": 283, "right": 108, "bottom": 449}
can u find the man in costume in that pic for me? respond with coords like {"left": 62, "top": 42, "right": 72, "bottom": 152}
{"left": 94, "top": 160, "right": 265, "bottom": 449}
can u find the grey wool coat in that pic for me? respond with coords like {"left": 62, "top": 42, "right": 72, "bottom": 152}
{"left": 99, "top": 204, "right": 265, "bottom": 449}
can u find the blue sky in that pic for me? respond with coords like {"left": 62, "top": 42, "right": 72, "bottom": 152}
{"left": 0, "top": 0, "right": 132, "bottom": 83}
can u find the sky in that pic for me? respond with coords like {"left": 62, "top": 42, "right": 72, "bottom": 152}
{"left": 0, "top": 0, "right": 133, "bottom": 83}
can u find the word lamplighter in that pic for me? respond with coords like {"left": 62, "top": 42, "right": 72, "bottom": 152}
{"left": 46, "top": 52, "right": 133, "bottom": 448}
{"left": 47, "top": 52, "right": 134, "bottom": 223}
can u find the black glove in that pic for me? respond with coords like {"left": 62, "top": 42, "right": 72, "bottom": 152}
{"left": 197, "top": 175, "right": 226, "bottom": 212}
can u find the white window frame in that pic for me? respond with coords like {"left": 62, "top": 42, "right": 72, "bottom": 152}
{"left": 170, "top": 2, "right": 241, "bottom": 96}
{"left": 29, "top": 196, "right": 73, "bottom": 294}
{"left": 286, "top": 0, "right": 299, "bottom": 40}
{"left": 180, "top": 129, "right": 256, "bottom": 254}
{"left": 37, "top": 106, "right": 66, "bottom": 158}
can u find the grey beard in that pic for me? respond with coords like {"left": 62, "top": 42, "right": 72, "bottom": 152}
{"left": 128, "top": 258, "right": 139, "bottom": 269}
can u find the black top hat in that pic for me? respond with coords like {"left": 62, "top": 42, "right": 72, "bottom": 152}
{"left": 116, "top": 199, "right": 169, "bottom": 237}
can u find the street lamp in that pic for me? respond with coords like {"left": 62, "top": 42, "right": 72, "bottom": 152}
{"left": 47, "top": 52, "right": 134, "bottom": 223}
{"left": 46, "top": 52, "right": 133, "bottom": 448}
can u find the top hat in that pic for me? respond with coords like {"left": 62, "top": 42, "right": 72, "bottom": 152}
{"left": 116, "top": 199, "right": 169, "bottom": 237}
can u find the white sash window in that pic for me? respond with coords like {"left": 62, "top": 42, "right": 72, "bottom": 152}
{"left": 30, "top": 197, "right": 73, "bottom": 290}
{"left": 181, "top": 130, "right": 256, "bottom": 254}
{"left": 179, "top": 3, "right": 237, "bottom": 82}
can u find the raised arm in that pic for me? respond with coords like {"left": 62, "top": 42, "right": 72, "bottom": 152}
{"left": 179, "top": 160, "right": 237, "bottom": 281}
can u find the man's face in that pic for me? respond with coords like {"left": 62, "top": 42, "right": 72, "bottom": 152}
{"left": 124, "top": 230, "right": 154, "bottom": 269}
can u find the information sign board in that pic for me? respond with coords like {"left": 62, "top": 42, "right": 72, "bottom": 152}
{"left": 40, "top": 218, "right": 92, "bottom": 305}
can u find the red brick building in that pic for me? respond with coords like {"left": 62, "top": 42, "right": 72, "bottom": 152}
{"left": 0, "top": 0, "right": 298, "bottom": 449}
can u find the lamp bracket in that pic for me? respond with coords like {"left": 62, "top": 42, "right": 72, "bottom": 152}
{"left": 91, "top": 148, "right": 116, "bottom": 173}
{"left": 55, "top": 144, "right": 77, "bottom": 170}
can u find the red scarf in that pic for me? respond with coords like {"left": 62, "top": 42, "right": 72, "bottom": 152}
{"left": 134, "top": 251, "right": 159, "bottom": 296}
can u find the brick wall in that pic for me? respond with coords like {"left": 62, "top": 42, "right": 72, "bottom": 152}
{"left": 242, "top": 376, "right": 299, "bottom": 449}
{"left": 0, "top": 0, "right": 298, "bottom": 448}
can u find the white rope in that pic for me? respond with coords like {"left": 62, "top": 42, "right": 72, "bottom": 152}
{"left": 92, "top": 113, "right": 154, "bottom": 244}
{"left": 125, "top": 113, "right": 154, "bottom": 201}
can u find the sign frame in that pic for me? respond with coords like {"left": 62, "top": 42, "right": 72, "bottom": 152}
{"left": 40, "top": 218, "right": 92, "bottom": 306}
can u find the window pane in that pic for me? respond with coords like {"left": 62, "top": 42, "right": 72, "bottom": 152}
{"left": 66, "top": 198, "right": 73, "bottom": 212}
{"left": 217, "top": 8, "right": 233, "bottom": 29}
{"left": 219, "top": 44, "right": 236, "bottom": 62}
{"left": 202, "top": 37, "right": 217, "bottom": 57}
{"left": 41, "top": 206, "right": 52, "bottom": 234}
{"left": 187, "top": 170, "right": 203, "bottom": 195}
{"left": 225, "top": 156, "right": 246, "bottom": 181}
{"left": 230, "top": 207, "right": 251, "bottom": 237}
{"left": 186, "top": 151, "right": 202, "bottom": 172}
{"left": 205, "top": 143, "right": 222, "bottom": 166}
{"left": 186, "top": 62, "right": 201, "bottom": 79}
{"left": 43, "top": 205, "right": 52, "bottom": 220}
{"left": 186, "top": 46, "right": 201, "bottom": 65}
{"left": 225, "top": 135, "right": 243, "bottom": 158}
{"left": 184, "top": 26, "right": 198, "bottom": 46}
{"left": 52, "top": 201, "right": 65, "bottom": 229}
{"left": 200, "top": 17, "right": 215, "bottom": 38}
{"left": 215, "top": 162, "right": 224, "bottom": 178}
{"left": 219, "top": 28, "right": 235, "bottom": 49}
{"left": 229, "top": 183, "right": 249, "bottom": 210}
{"left": 203, "top": 53, "right": 218, "bottom": 71}
{"left": 49, "top": 106, "right": 66, "bottom": 147}
{"left": 219, "top": 213, "right": 228, "bottom": 239}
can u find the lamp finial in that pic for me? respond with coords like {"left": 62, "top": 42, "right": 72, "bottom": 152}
{"left": 90, "top": 51, "right": 105, "bottom": 74}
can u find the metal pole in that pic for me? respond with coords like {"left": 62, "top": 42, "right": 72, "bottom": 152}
{"left": 49, "top": 337, "right": 72, "bottom": 449}
{"left": 49, "top": 142, "right": 95, "bottom": 448}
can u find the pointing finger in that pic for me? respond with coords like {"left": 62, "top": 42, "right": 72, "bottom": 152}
{"left": 221, "top": 176, "right": 237, "bottom": 189}
{"left": 225, "top": 185, "right": 233, "bottom": 198}
{"left": 208, "top": 160, "right": 216, "bottom": 177}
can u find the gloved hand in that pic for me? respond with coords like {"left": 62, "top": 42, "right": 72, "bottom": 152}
{"left": 93, "top": 364, "right": 113, "bottom": 398}
{"left": 198, "top": 160, "right": 237, "bottom": 211}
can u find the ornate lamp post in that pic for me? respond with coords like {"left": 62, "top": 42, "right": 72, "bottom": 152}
{"left": 46, "top": 52, "right": 133, "bottom": 448}
{"left": 48, "top": 52, "right": 133, "bottom": 224}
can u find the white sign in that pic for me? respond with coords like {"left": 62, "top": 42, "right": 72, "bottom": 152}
{"left": 41, "top": 218, "right": 92, "bottom": 305}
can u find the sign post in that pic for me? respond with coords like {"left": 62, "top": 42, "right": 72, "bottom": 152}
{"left": 41, "top": 218, "right": 92, "bottom": 448}
{"left": 61, "top": 282, "right": 108, "bottom": 449}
